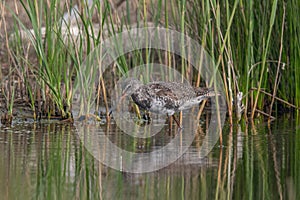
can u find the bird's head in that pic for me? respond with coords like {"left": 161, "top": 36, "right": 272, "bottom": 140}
{"left": 121, "top": 78, "right": 143, "bottom": 99}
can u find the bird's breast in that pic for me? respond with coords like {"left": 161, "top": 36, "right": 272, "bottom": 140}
{"left": 148, "top": 98, "right": 176, "bottom": 115}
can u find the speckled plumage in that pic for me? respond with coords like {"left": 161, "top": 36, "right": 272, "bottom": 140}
{"left": 122, "top": 78, "right": 215, "bottom": 116}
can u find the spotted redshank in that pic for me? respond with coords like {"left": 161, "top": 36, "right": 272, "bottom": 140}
{"left": 121, "top": 78, "right": 216, "bottom": 128}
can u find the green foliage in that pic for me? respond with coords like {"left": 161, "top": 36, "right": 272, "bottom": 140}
{"left": 6, "top": 0, "right": 300, "bottom": 120}
{"left": 184, "top": 0, "right": 299, "bottom": 119}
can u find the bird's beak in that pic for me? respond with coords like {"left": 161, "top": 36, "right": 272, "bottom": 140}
{"left": 112, "top": 92, "right": 128, "bottom": 115}
{"left": 120, "top": 92, "right": 127, "bottom": 101}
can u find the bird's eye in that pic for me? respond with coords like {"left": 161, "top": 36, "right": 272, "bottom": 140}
{"left": 123, "top": 84, "right": 131, "bottom": 93}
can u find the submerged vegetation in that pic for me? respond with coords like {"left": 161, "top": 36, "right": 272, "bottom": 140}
{"left": 0, "top": 0, "right": 299, "bottom": 125}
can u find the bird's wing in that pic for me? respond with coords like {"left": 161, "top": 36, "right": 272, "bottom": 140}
{"left": 147, "top": 83, "right": 179, "bottom": 101}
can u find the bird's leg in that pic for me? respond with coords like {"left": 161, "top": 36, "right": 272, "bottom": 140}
{"left": 133, "top": 104, "right": 142, "bottom": 119}
{"left": 142, "top": 111, "right": 151, "bottom": 125}
{"left": 142, "top": 110, "right": 151, "bottom": 121}
{"left": 168, "top": 114, "right": 172, "bottom": 133}
{"left": 172, "top": 115, "right": 182, "bottom": 129}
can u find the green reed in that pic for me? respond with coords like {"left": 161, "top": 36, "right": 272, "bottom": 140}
{"left": 286, "top": 0, "right": 300, "bottom": 110}
{"left": 4, "top": 0, "right": 300, "bottom": 121}
{"left": 10, "top": 0, "right": 84, "bottom": 119}
{"left": 184, "top": 0, "right": 299, "bottom": 121}
{"left": 1, "top": 75, "right": 15, "bottom": 124}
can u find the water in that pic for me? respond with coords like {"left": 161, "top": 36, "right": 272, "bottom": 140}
{"left": 0, "top": 116, "right": 299, "bottom": 199}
